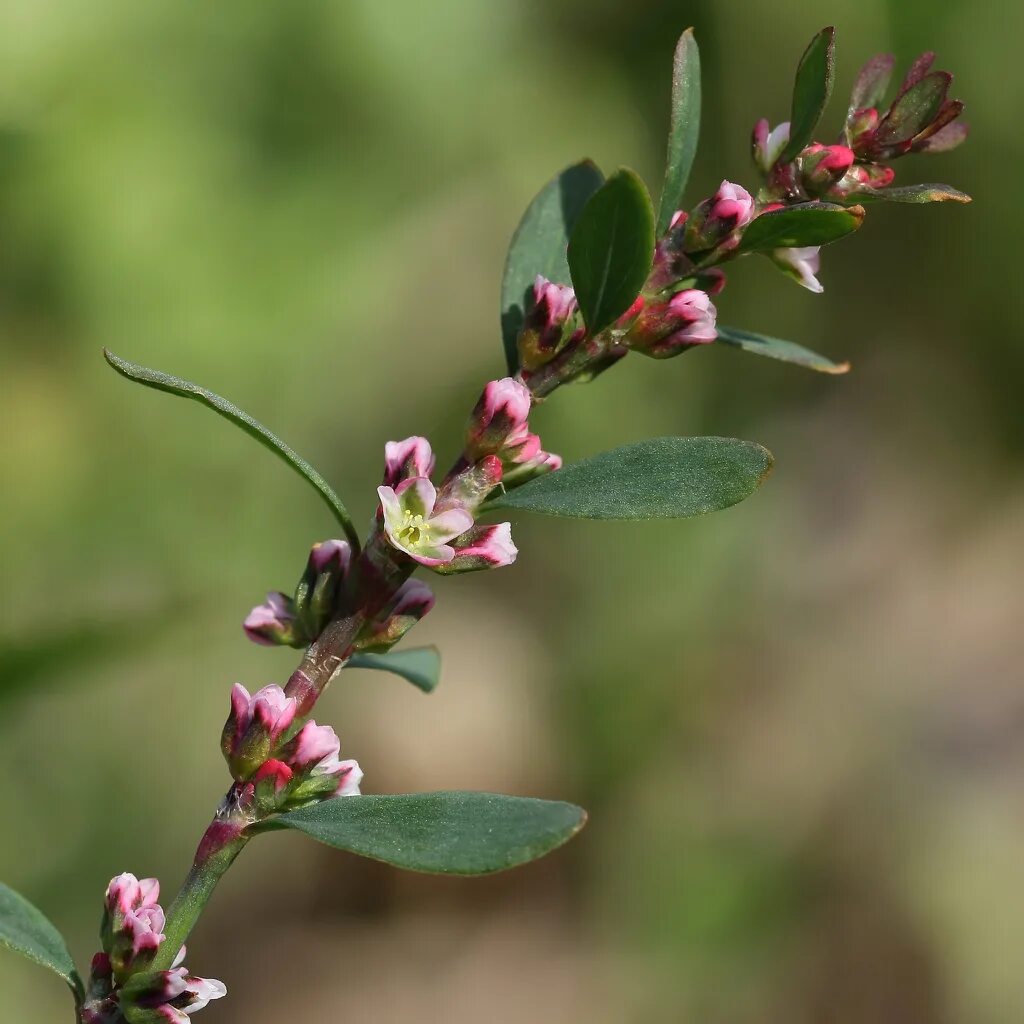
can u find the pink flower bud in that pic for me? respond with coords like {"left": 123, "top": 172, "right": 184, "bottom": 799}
{"left": 466, "top": 377, "right": 533, "bottom": 460}
{"left": 624, "top": 288, "right": 718, "bottom": 359}
{"left": 253, "top": 758, "right": 293, "bottom": 793}
{"left": 828, "top": 162, "right": 895, "bottom": 199}
{"left": 517, "top": 276, "right": 582, "bottom": 371}
{"left": 798, "top": 144, "right": 855, "bottom": 195}
{"left": 752, "top": 119, "right": 791, "bottom": 172}
{"left": 243, "top": 591, "right": 298, "bottom": 647}
{"left": 119, "top": 964, "right": 226, "bottom": 1022}
{"left": 221, "top": 683, "right": 298, "bottom": 781}
{"left": 432, "top": 522, "right": 518, "bottom": 575}
{"left": 383, "top": 436, "right": 436, "bottom": 488}
{"left": 101, "top": 873, "right": 168, "bottom": 983}
{"left": 769, "top": 246, "right": 824, "bottom": 293}
{"left": 357, "top": 578, "right": 436, "bottom": 653}
{"left": 685, "top": 180, "right": 755, "bottom": 253}
{"left": 276, "top": 721, "right": 364, "bottom": 802}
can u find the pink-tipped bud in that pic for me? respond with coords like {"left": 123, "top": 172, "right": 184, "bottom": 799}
{"left": 383, "top": 436, "right": 436, "bottom": 488}
{"left": 518, "top": 277, "right": 581, "bottom": 371}
{"left": 357, "top": 578, "right": 436, "bottom": 653}
{"left": 752, "top": 119, "right": 791, "bottom": 172}
{"left": 293, "top": 538, "right": 353, "bottom": 640}
{"left": 221, "top": 683, "right": 298, "bottom": 781}
{"left": 243, "top": 591, "right": 299, "bottom": 647}
{"left": 685, "top": 180, "right": 756, "bottom": 253}
{"left": 119, "top": 965, "right": 227, "bottom": 1022}
{"left": 277, "top": 721, "right": 363, "bottom": 802}
{"left": 100, "top": 873, "right": 167, "bottom": 983}
{"left": 828, "top": 161, "right": 896, "bottom": 199}
{"left": 798, "top": 144, "right": 856, "bottom": 195}
{"left": 846, "top": 107, "right": 880, "bottom": 147}
{"left": 432, "top": 522, "right": 518, "bottom": 575}
{"left": 624, "top": 288, "right": 718, "bottom": 359}
{"left": 466, "top": 377, "right": 534, "bottom": 461}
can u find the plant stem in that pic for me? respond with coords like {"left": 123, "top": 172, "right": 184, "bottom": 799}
{"left": 150, "top": 819, "right": 249, "bottom": 972}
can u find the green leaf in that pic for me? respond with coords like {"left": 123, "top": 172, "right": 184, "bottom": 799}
{"left": 500, "top": 160, "right": 605, "bottom": 373}
{"left": 0, "top": 882, "right": 83, "bottom": 1004}
{"left": 715, "top": 325, "right": 850, "bottom": 375}
{"left": 347, "top": 646, "right": 441, "bottom": 694}
{"left": 262, "top": 792, "right": 587, "bottom": 875}
{"left": 856, "top": 183, "right": 970, "bottom": 204}
{"left": 104, "top": 350, "right": 360, "bottom": 550}
{"left": 737, "top": 202, "right": 863, "bottom": 252}
{"left": 780, "top": 26, "right": 836, "bottom": 163}
{"left": 874, "top": 72, "right": 949, "bottom": 147}
{"left": 657, "top": 27, "right": 701, "bottom": 234}
{"left": 485, "top": 436, "right": 772, "bottom": 520}
{"left": 567, "top": 169, "right": 656, "bottom": 336}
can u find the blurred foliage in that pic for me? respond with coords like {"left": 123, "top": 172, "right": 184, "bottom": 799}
{"left": 1, "top": 1, "right": 1021, "bottom": 1022}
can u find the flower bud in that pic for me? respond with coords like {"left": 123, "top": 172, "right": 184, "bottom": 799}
{"left": 685, "top": 181, "right": 756, "bottom": 253}
{"left": 517, "top": 277, "right": 582, "bottom": 371}
{"left": 623, "top": 288, "right": 718, "bottom": 359}
{"left": 500, "top": 448, "right": 562, "bottom": 490}
{"left": 431, "top": 523, "right": 518, "bottom": 575}
{"left": 101, "top": 874, "right": 165, "bottom": 983}
{"left": 846, "top": 106, "right": 879, "bottom": 147}
{"left": 797, "top": 144, "right": 855, "bottom": 195}
{"left": 752, "top": 119, "right": 791, "bottom": 173}
{"left": 243, "top": 592, "right": 300, "bottom": 647}
{"left": 293, "top": 539, "right": 352, "bottom": 637}
{"left": 120, "top": 966, "right": 226, "bottom": 1023}
{"left": 356, "top": 578, "right": 436, "bottom": 653}
{"left": 465, "top": 378, "right": 533, "bottom": 460}
{"left": 221, "top": 683, "right": 297, "bottom": 781}
{"left": 278, "top": 721, "right": 363, "bottom": 803}
{"left": 828, "top": 161, "right": 895, "bottom": 199}
{"left": 769, "top": 247, "right": 823, "bottom": 293}
{"left": 383, "top": 436, "right": 435, "bottom": 488}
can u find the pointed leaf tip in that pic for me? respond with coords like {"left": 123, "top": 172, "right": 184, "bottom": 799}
{"left": 657, "top": 26, "right": 702, "bottom": 233}
{"left": 104, "top": 349, "right": 360, "bottom": 550}
{"left": 780, "top": 26, "right": 837, "bottom": 163}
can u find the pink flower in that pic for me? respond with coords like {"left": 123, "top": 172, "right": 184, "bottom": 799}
{"left": 383, "top": 436, "right": 436, "bottom": 487}
{"left": 770, "top": 247, "right": 823, "bottom": 293}
{"left": 118, "top": 964, "right": 226, "bottom": 1022}
{"left": 752, "top": 119, "right": 791, "bottom": 172}
{"left": 378, "top": 477, "right": 474, "bottom": 567}
{"left": 101, "top": 873, "right": 168, "bottom": 983}
{"left": 243, "top": 591, "right": 297, "bottom": 647}
{"left": 221, "top": 684, "right": 298, "bottom": 781}
{"left": 280, "top": 721, "right": 363, "bottom": 798}
{"left": 625, "top": 288, "right": 718, "bottom": 359}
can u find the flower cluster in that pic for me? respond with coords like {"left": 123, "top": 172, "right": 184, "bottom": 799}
{"left": 81, "top": 874, "right": 225, "bottom": 1024}
{"left": 221, "top": 683, "right": 361, "bottom": 810}
{"left": 376, "top": 379, "right": 558, "bottom": 573}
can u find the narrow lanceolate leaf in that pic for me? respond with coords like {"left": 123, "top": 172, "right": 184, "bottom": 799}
{"left": 780, "top": 26, "right": 836, "bottom": 163}
{"left": 737, "top": 203, "right": 863, "bottom": 252}
{"left": 657, "top": 27, "right": 701, "bottom": 234}
{"left": 501, "top": 160, "right": 605, "bottom": 373}
{"left": 857, "top": 183, "right": 971, "bottom": 204}
{"left": 715, "top": 325, "right": 849, "bottom": 374}
{"left": 104, "top": 350, "right": 360, "bottom": 550}
{"left": 263, "top": 792, "right": 587, "bottom": 875}
{"left": 568, "top": 169, "right": 656, "bottom": 336}
{"left": 874, "top": 72, "right": 950, "bottom": 148}
{"left": 485, "top": 436, "right": 772, "bottom": 520}
{"left": 0, "top": 882, "right": 83, "bottom": 1004}
{"left": 347, "top": 646, "right": 441, "bottom": 694}
{"left": 848, "top": 53, "right": 895, "bottom": 114}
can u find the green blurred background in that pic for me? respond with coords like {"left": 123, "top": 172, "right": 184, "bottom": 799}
{"left": 1, "top": 1, "right": 1019, "bottom": 1021}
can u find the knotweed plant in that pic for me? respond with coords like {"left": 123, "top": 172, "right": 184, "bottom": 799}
{"left": 0, "top": 27, "right": 968, "bottom": 1023}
